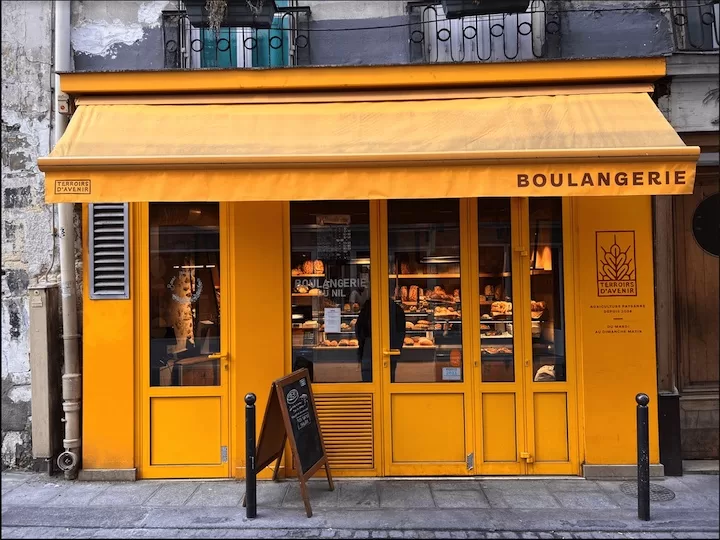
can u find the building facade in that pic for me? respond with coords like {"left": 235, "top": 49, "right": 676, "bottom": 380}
{"left": 2, "top": 0, "right": 717, "bottom": 475}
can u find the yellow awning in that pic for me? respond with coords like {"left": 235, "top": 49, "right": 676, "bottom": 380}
{"left": 40, "top": 87, "right": 699, "bottom": 202}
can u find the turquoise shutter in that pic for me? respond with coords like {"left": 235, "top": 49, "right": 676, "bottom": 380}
{"left": 253, "top": 0, "right": 290, "bottom": 67}
{"left": 201, "top": 27, "right": 238, "bottom": 68}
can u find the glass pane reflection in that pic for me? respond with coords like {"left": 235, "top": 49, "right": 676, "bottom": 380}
{"left": 149, "top": 203, "right": 221, "bottom": 387}
{"left": 529, "top": 198, "right": 567, "bottom": 382}
{"left": 388, "top": 199, "right": 464, "bottom": 383}
{"left": 290, "top": 201, "right": 371, "bottom": 383}
{"left": 478, "top": 199, "right": 515, "bottom": 383}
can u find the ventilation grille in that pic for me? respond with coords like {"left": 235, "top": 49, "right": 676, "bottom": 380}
{"left": 88, "top": 203, "right": 129, "bottom": 300}
{"left": 314, "top": 393, "right": 374, "bottom": 470}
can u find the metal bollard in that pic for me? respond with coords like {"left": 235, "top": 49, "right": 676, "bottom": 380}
{"left": 636, "top": 393, "right": 650, "bottom": 521}
{"left": 245, "top": 393, "right": 257, "bottom": 519}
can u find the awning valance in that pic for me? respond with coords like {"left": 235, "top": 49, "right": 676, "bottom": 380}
{"left": 40, "top": 87, "right": 699, "bottom": 202}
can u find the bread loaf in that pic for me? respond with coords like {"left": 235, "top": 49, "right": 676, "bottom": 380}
{"left": 409, "top": 285, "right": 419, "bottom": 302}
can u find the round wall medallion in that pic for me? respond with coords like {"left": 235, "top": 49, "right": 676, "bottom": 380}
{"left": 692, "top": 193, "right": 719, "bottom": 257}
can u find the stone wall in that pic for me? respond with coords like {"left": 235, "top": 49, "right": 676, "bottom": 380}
{"left": 1, "top": 0, "right": 55, "bottom": 469}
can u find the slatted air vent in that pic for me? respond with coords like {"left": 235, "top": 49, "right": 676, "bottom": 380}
{"left": 88, "top": 203, "right": 129, "bottom": 299}
{"left": 314, "top": 393, "right": 374, "bottom": 470}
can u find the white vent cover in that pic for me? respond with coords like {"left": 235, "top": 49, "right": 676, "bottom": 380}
{"left": 88, "top": 203, "right": 129, "bottom": 299}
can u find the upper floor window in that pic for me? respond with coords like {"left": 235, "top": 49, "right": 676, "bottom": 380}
{"left": 163, "top": 1, "right": 310, "bottom": 69}
{"left": 670, "top": 0, "right": 719, "bottom": 52}
{"left": 408, "top": 0, "right": 560, "bottom": 63}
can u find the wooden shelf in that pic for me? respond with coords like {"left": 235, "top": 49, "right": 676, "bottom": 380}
{"left": 292, "top": 293, "right": 324, "bottom": 298}
{"left": 479, "top": 272, "right": 512, "bottom": 278}
{"left": 291, "top": 274, "right": 325, "bottom": 278}
{"left": 389, "top": 274, "right": 461, "bottom": 279}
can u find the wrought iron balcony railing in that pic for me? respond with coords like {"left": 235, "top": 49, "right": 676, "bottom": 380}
{"left": 162, "top": 4, "right": 310, "bottom": 69}
{"left": 670, "top": 0, "right": 719, "bottom": 51}
{"left": 407, "top": 0, "right": 560, "bottom": 63}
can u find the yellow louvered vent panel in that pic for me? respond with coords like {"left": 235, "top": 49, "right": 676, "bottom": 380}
{"left": 314, "top": 393, "right": 374, "bottom": 470}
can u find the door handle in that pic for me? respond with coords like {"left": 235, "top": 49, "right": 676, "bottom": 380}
{"left": 208, "top": 353, "right": 227, "bottom": 360}
{"left": 383, "top": 349, "right": 401, "bottom": 356}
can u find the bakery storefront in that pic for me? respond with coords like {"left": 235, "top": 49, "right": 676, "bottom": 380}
{"left": 40, "top": 58, "right": 699, "bottom": 480}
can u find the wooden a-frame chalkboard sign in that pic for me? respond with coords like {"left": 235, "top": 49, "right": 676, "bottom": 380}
{"left": 243, "top": 368, "right": 334, "bottom": 517}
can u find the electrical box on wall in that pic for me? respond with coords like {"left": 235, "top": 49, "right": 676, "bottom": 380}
{"left": 29, "top": 284, "right": 63, "bottom": 472}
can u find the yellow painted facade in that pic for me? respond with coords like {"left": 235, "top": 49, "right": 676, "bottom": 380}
{"left": 80, "top": 196, "right": 660, "bottom": 478}
{"left": 66, "top": 60, "right": 678, "bottom": 480}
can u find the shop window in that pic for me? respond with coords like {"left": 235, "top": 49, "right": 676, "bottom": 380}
{"left": 529, "top": 198, "right": 566, "bottom": 382}
{"left": 149, "top": 203, "right": 221, "bottom": 387}
{"left": 478, "top": 198, "right": 515, "bottom": 382}
{"left": 388, "top": 199, "right": 463, "bottom": 383}
{"left": 290, "top": 202, "right": 371, "bottom": 383}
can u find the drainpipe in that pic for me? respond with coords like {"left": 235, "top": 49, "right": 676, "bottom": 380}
{"left": 52, "top": 0, "right": 82, "bottom": 481}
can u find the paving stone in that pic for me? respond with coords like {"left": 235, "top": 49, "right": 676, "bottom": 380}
{"left": 1, "top": 481, "right": 67, "bottom": 506}
{"left": 388, "top": 532, "right": 404, "bottom": 538}
{"left": 480, "top": 481, "right": 551, "bottom": 493}
{"left": 183, "top": 481, "right": 245, "bottom": 507}
{"left": 401, "top": 531, "right": 420, "bottom": 539}
{"left": 429, "top": 481, "right": 483, "bottom": 491}
{"left": 378, "top": 481, "right": 435, "bottom": 508}
{"left": 352, "top": 532, "right": 370, "bottom": 539}
{"left": 432, "top": 490, "right": 490, "bottom": 509}
{"left": 653, "top": 489, "right": 719, "bottom": 510}
{"left": 546, "top": 481, "right": 605, "bottom": 492}
{"left": 552, "top": 491, "right": 619, "bottom": 509}
{"left": 254, "top": 481, "right": 289, "bottom": 508}
{"left": 87, "top": 481, "right": 161, "bottom": 506}
{"left": 483, "top": 487, "right": 560, "bottom": 509}
{"left": 371, "top": 531, "right": 389, "bottom": 539}
{"left": 46, "top": 482, "right": 111, "bottom": 507}
{"left": 337, "top": 481, "right": 380, "bottom": 508}
{"left": 282, "top": 482, "right": 339, "bottom": 508}
{"left": 144, "top": 482, "right": 200, "bottom": 506}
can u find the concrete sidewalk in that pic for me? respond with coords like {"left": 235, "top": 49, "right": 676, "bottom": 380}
{"left": 1, "top": 471, "right": 718, "bottom": 539}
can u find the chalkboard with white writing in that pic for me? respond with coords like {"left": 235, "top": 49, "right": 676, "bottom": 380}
{"left": 280, "top": 376, "right": 324, "bottom": 474}
{"left": 251, "top": 369, "right": 334, "bottom": 517}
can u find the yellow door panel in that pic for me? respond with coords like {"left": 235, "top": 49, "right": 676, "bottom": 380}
{"left": 137, "top": 202, "right": 230, "bottom": 479}
{"left": 391, "top": 393, "right": 466, "bottom": 463}
{"left": 481, "top": 393, "right": 518, "bottom": 462}
{"left": 151, "top": 396, "right": 222, "bottom": 466}
{"left": 532, "top": 392, "right": 569, "bottom": 463}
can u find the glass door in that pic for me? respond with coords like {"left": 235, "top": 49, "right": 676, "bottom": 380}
{"left": 522, "top": 197, "right": 577, "bottom": 475}
{"left": 472, "top": 197, "right": 576, "bottom": 475}
{"left": 473, "top": 198, "right": 526, "bottom": 474}
{"left": 380, "top": 199, "right": 474, "bottom": 476}
{"left": 141, "top": 202, "right": 230, "bottom": 478}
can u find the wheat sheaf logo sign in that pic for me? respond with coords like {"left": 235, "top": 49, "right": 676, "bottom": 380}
{"left": 596, "top": 231, "right": 637, "bottom": 297}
